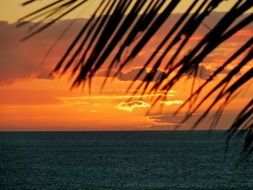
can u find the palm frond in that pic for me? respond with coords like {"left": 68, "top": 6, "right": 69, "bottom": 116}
{"left": 19, "top": 0, "right": 253, "bottom": 154}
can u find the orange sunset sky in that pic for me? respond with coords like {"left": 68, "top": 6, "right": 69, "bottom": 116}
{"left": 0, "top": 1, "right": 252, "bottom": 131}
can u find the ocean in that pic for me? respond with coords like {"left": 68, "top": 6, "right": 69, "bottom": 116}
{"left": 0, "top": 131, "right": 253, "bottom": 189}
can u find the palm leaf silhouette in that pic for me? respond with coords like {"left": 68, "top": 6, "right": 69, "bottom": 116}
{"left": 18, "top": 0, "right": 253, "bottom": 155}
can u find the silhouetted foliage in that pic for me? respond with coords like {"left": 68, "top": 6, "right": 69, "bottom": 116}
{"left": 18, "top": 0, "right": 253, "bottom": 155}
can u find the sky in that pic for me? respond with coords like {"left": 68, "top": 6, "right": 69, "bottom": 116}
{"left": 0, "top": 0, "right": 244, "bottom": 23}
{"left": 0, "top": 1, "right": 252, "bottom": 131}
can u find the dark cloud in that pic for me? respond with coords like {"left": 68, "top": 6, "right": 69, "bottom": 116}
{"left": 98, "top": 64, "right": 238, "bottom": 82}
{"left": 185, "top": 65, "right": 242, "bottom": 80}
{"left": 118, "top": 68, "right": 166, "bottom": 82}
{"left": 0, "top": 12, "right": 251, "bottom": 84}
{"left": 0, "top": 21, "right": 50, "bottom": 84}
{"left": 97, "top": 67, "right": 166, "bottom": 82}
{"left": 98, "top": 66, "right": 212, "bottom": 82}
{"left": 0, "top": 20, "right": 85, "bottom": 84}
{"left": 185, "top": 65, "right": 212, "bottom": 80}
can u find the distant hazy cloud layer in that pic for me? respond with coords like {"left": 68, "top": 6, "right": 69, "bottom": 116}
{"left": 146, "top": 112, "right": 238, "bottom": 130}
{"left": 0, "top": 20, "right": 84, "bottom": 84}
{"left": 0, "top": 12, "right": 251, "bottom": 84}
{"left": 97, "top": 66, "right": 215, "bottom": 82}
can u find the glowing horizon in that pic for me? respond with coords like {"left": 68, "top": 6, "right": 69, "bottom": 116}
{"left": 0, "top": 1, "right": 252, "bottom": 131}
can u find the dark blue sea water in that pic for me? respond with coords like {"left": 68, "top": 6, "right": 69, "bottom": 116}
{"left": 0, "top": 131, "right": 253, "bottom": 189}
